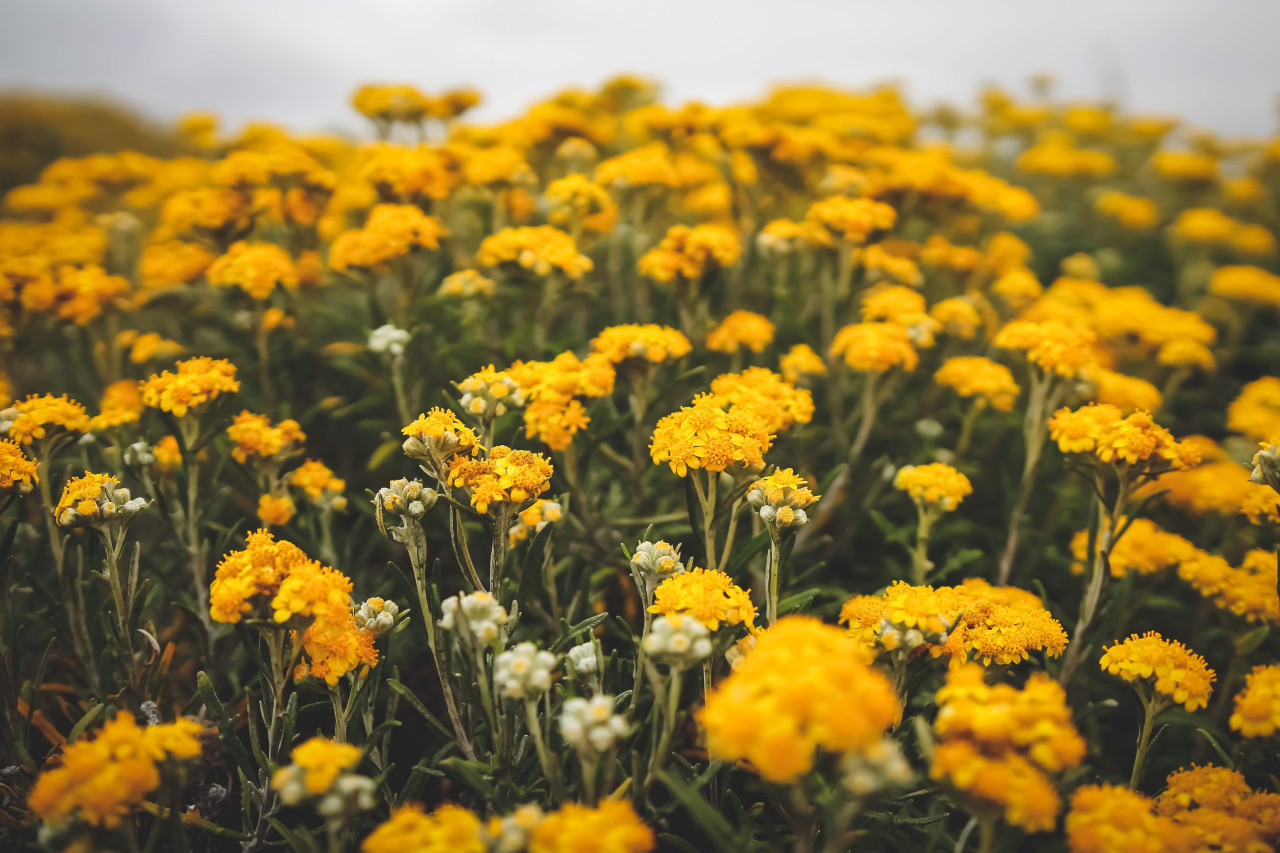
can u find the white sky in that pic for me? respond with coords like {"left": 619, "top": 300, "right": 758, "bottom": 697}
{"left": 2, "top": 0, "right": 1278, "bottom": 138}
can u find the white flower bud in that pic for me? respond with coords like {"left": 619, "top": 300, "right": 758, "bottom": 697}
{"left": 368, "top": 324, "right": 411, "bottom": 356}
{"left": 354, "top": 598, "right": 399, "bottom": 635}
{"left": 440, "top": 591, "right": 508, "bottom": 644}
{"left": 493, "top": 642, "right": 557, "bottom": 700}
{"left": 642, "top": 614, "right": 711, "bottom": 670}
{"left": 559, "top": 694, "right": 627, "bottom": 755}
{"left": 566, "top": 642, "right": 599, "bottom": 678}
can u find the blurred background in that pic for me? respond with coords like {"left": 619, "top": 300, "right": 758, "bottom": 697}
{"left": 2, "top": 0, "right": 1279, "bottom": 190}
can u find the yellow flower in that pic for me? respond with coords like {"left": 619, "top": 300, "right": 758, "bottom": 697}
{"left": 1210, "top": 265, "right": 1280, "bottom": 310}
{"left": 1230, "top": 664, "right": 1280, "bottom": 738}
{"left": 54, "top": 471, "right": 118, "bottom": 527}
{"left": 352, "top": 84, "right": 433, "bottom": 123}
{"left": 227, "top": 411, "right": 305, "bottom": 463}
{"left": 120, "top": 330, "right": 185, "bottom": 364}
{"left": 709, "top": 368, "right": 813, "bottom": 434}
{"left": 330, "top": 204, "right": 447, "bottom": 272}
{"left": 141, "top": 357, "right": 240, "bottom": 417}
{"left": 805, "top": 195, "right": 897, "bottom": 243}
{"left": 477, "top": 226, "right": 592, "bottom": 279}
{"left": 208, "top": 241, "right": 298, "bottom": 301}
{"left": 1094, "top": 191, "right": 1160, "bottom": 230}
{"left": 590, "top": 324, "right": 691, "bottom": 364}
{"left": 257, "top": 493, "right": 296, "bottom": 527}
{"left": 830, "top": 322, "right": 918, "bottom": 372}
{"left": 934, "top": 356, "right": 1020, "bottom": 412}
{"left": 894, "top": 463, "right": 972, "bottom": 511}
{"left": 289, "top": 459, "right": 346, "bottom": 505}
{"left": 1099, "top": 632, "right": 1215, "bottom": 711}
{"left": 649, "top": 567, "right": 756, "bottom": 631}
{"left": 1086, "top": 368, "right": 1163, "bottom": 413}
{"left": 700, "top": 616, "right": 898, "bottom": 784}
{"left": 779, "top": 343, "right": 828, "bottom": 384}
{"left": 0, "top": 439, "right": 38, "bottom": 494}
{"left": 649, "top": 394, "right": 773, "bottom": 477}
{"left": 1228, "top": 377, "right": 1280, "bottom": 442}
{"left": 706, "top": 310, "right": 775, "bottom": 354}
{"left": 994, "top": 320, "right": 1096, "bottom": 378}
{"left": 1048, "top": 404, "right": 1199, "bottom": 469}
{"left": 447, "top": 446, "right": 554, "bottom": 513}
{"left": 272, "top": 737, "right": 361, "bottom": 797}
{"left": 89, "top": 380, "right": 144, "bottom": 431}
{"left": 4, "top": 393, "right": 90, "bottom": 444}
{"left": 28, "top": 715, "right": 202, "bottom": 828}
{"left": 209, "top": 529, "right": 317, "bottom": 624}
{"left": 929, "top": 297, "right": 982, "bottom": 339}
{"left": 529, "top": 802, "right": 654, "bottom": 853}
{"left": 546, "top": 174, "right": 618, "bottom": 234}
{"left": 1066, "top": 785, "right": 1191, "bottom": 853}
{"left": 439, "top": 269, "right": 496, "bottom": 298}
{"left": 362, "top": 803, "right": 485, "bottom": 853}
{"left": 638, "top": 223, "right": 741, "bottom": 283}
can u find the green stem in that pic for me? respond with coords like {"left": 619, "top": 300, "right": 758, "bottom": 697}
{"left": 766, "top": 535, "right": 782, "bottom": 625}
{"left": 912, "top": 506, "right": 935, "bottom": 585}
{"left": 526, "top": 698, "right": 565, "bottom": 802}
{"left": 1130, "top": 693, "right": 1165, "bottom": 790}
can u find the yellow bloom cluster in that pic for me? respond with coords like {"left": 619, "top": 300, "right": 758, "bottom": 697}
{"left": 54, "top": 471, "right": 118, "bottom": 526}
{"left": 1154, "top": 765, "right": 1280, "bottom": 852}
{"left": 701, "top": 616, "right": 898, "bottom": 783}
{"left": 271, "top": 737, "right": 362, "bottom": 797}
{"left": 839, "top": 579, "right": 1067, "bottom": 665}
{"left": 447, "top": 445, "right": 553, "bottom": 514}
{"left": 1178, "top": 548, "right": 1279, "bottom": 624}
{"left": 141, "top": 356, "right": 240, "bottom": 417}
{"left": 934, "top": 356, "right": 1020, "bottom": 411}
{"left": 227, "top": 410, "right": 305, "bottom": 463}
{"left": 0, "top": 438, "right": 38, "bottom": 494}
{"left": 1069, "top": 518, "right": 1195, "bottom": 578}
{"left": 830, "top": 322, "right": 918, "bottom": 372}
{"left": 893, "top": 463, "right": 972, "bottom": 510}
{"left": 649, "top": 393, "right": 773, "bottom": 476}
{"left": 27, "top": 714, "right": 202, "bottom": 828}
{"left": 1066, "top": 785, "right": 1191, "bottom": 853}
{"left": 330, "top": 203, "right": 447, "bottom": 272}
{"left": 1228, "top": 377, "right": 1280, "bottom": 442}
{"left": 3, "top": 393, "right": 90, "bottom": 444}
{"left": 362, "top": 803, "right": 485, "bottom": 853}
{"left": 590, "top": 323, "right": 691, "bottom": 364}
{"left": 508, "top": 351, "right": 616, "bottom": 449}
{"left": 706, "top": 310, "right": 775, "bottom": 354}
{"left": 476, "top": 226, "right": 592, "bottom": 279}
{"left": 439, "top": 269, "right": 496, "bottom": 298}
{"left": 931, "top": 662, "right": 1085, "bottom": 832}
{"left": 778, "top": 343, "right": 827, "bottom": 384}
{"left": 529, "top": 801, "right": 655, "bottom": 853}
{"left": 648, "top": 566, "right": 755, "bottom": 630}
{"left": 1094, "top": 191, "right": 1161, "bottom": 230}
{"left": 994, "top": 319, "right": 1097, "bottom": 378}
{"left": 208, "top": 241, "right": 298, "bottom": 300}
{"left": 90, "top": 379, "right": 145, "bottom": 431}
{"left": 708, "top": 367, "right": 813, "bottom": 433}
{"left": 289, "top": 459, "right": 347, "bottom": 506}
{"left": 1048, "top": 404, "right": 1199, "bottom": 469}
{"left": 1016, "top": 139, "right": 1116, "bottom": 178}
{"left": 1099, "top": 632, "right": 1215, "bottom": 711}
{"left": 1210, "top": 265, "right": 1280, "bottom": 311}
{"left": 546, "top": 174, "right": 618, "bottom": 234}
{"left": 638, "top": 223, "right": 741, "bottom": 282}
{"left": 21, "top": 264, "right": 131, "bottom": 325}
{"left": 1230, "top": 664, "right": 1280, "bottom": 738}
{"left": 805, "top": 195, "right": 897, "bottom": 243}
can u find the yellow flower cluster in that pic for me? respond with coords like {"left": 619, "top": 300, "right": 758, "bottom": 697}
{"left": 90, "top": 379, "right": 145, "bottom": 431}
{"left": 589, "top": 323, "right": 691, "bottom": 364}
{"left": 1094, "top": 191, "right": 1161, "bottom": 230}
{"left": 701, "top": 616, "right": 898, "bottom": 783}
{"left": 1173, "top": 208, "right": 1276, "bottom": 255}
{"left": 931, "top": 662, "right": 1085, "bottom": 832}
{"left": 934, "top": 356, "right": 1020, "bottom": 411}
{"left": 1154, "top": 765, "right": 1280, "bottom": 852}
{"left": 708, "top": 367, "right": 813, "bottom": 433}
{"left": 54, "top": 471, "right": 118, "bottom": 526}
{"left": 529, "top": 801, "right": 655, "bottom": 853}
{"left": 508, "top": 351, "right": 616, "bottom": 449}
{"left": 362, "top": 803, "right": 485, "bottom": 853}
{"left": 476, "top": 226, "right": 592, "bottom": 279}
{"left": 638, "top": 223, "right": 741, "bottom": 282}
{"left": 0, "top": 438, "right": 38, "bottom": 494}
{"left": 271, "top": 737, "right": 362, "bottom": 797}
{"left": 706, "top": 310, "right": 775, "bottom": 354}
{"left": 1230, "top": 664, "right": 1280, "bottom": 738}
{"left": 1210, "top": 265, "right": 1280, "bottom": 311}
{"left": 1177, "top": 548, "right": 1279, "bottom": 624}
{"left": 805, "top": 195, "right": 897, "bottom": 243}
{"left": 3, "top": 393, "right": 90, "bottom": 444}
{"left": 649, "top": 394, "right": 773, "bottom": 477}
{"left": 830, "top": 322, "right": 918, "bottom": 372}
{"left": 1066, "top": 785, "right": 1190, "bottom": 853}
{"left": 1069, "top": 517, "right": 1195, "bottom": 578}
{"left": 1048, "top": 404, "right": 1200, "bottom": 469}
{"left": 839, "top": 579, "right": 1067, "bottom": 665}
{"left": 227, "top": 410, "right": 305, "bottom": 463}
{"left": 439, "top": 269, "right": 496, "bottom": 298}
{"left": 1228, "top": 377, "right": 1280, "bottom": 442}
{"left": 648, "top": 566, "right": 756, "bottom": 631}
{"left": 208, "top": 240, "right": 298, "bottom": 300}
{"left": 330, "top": 203, "right": 447, "bottom": 272}
{"left": 141, "top": 356, "right": 240, "bottom": 417}
{"left": 289, "top": 459, "right": 347, "bottom": 507}
{"left": 27, "top": 714, "right": 202, "bottom": 828}
{"left": 546, "top": 174, "right": 618, "bottom": 234}
{"left": 778, "top": 343, "right": 827, "bottom": 384}
{"left": 446, "top": 445, "right": 554, "bottom": 514}
{"left": 993, "top": 319, "right": 1097, "bottom": 378}
{"left": 893, "top": 463, "right": 972, "bottom": 510}
{"left": 1099, "top": 632, "right": 1215, "bottom": 711}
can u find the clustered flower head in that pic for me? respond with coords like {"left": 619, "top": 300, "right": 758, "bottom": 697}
{"left": 457, "top": 364, "right": 528, "bottom": 424}
{"left": 447, "top": 445, "right": 553, "bottom": 514}
{"left": 54, "top": 471, "right": 148, "bottom": 528}
{"left": 1230, "top": 664, "right": 1280, "bottom": 738}
{"left": 508, "top": 498, "right": 561, "bottom": 547}
{"left": 1152, "top": 765, "right": 1280, "bottom": 852}
{"left": 208, "top": 240, "right": 298, "bottom": 300}
{"left": 1065, "top": 785, "right": 1190, "bottom": 853}
{"left": 649, "top": 394, "right": 773, "bottom": 477}
{"left": 1049, "top": 404, "right": 1200, "bottom": 471}
{"left": 590, "top": 323, "right": 691, "bottom": 364}
{"left": 439, "top": 269, "right": 496, "bottom": 299}
{"left": 994, "top": 319, "right": 1097, "bottom": 379}
{"left": 0, "top": 438, "right": 38, "bottom": 495}
{"left": 934, "top": 356, "right": 1020, "bottom": 412}
{"left": 559, "top": 694, "right": 628, "bottom": 756}
{"left": 642, "top": 612, "right": 712, "bottom": 670}
{"left": 141, "top": 356, "right": 240, "bottom": 417}
{"left": 440, "top": 590, "right": 508, "bottom": 645}
{"left": 830, "top": 322, "right": 918, "bottom": 372}
{"left": 374, "top": 477, "right": 438, "bottom": 540}
{"left": 494, "top": 642, "right": 557, "bottom": 699}
{"left": 779, "top": 343, "right": 827, "bottom": 384}
{"left": 706, "top": 310, "right": 775, "bottom": 354}
{"left": 27, "top": 714, "right": 203, "bottom": 829}
{"left": 506, "top": 350, "right": 616, "bottom": 450}
{"left": 931, "top": 662, "right": 1085, "bottom": 832}
{"left": 701, "top": 616, "right": 898, "bottom": 784}
{"left": 1, "top": 393, "right": 90, "bottom": 445}
{"left": 331, "top": 203, "right": 447, "bottom": 271}
{"left": 840, "top": 579, "right": 1068, "bottom": 666}
{"left": 894, "top": 463, "right": 972, "bottom": 511}
{"left": 401, "top": 408, "right": 482, "bottom": 476}
{"left": 649, "top": 566, "right": 755, "bottom": 631}
{"left": 476, "top": 226, "right": 592, "bottom": 279}
{"left": 1099, "top": 632, "right": 1215, "bottom": 712}
{"left": 273, "top": 737, "right": 375, "bottom": 824}
{"left": 226, "top": 410, "right": 305, "bottom": 463}
{"left": 747, "top": 467, "right": 819, "bottom": 530}
{"left": 638, "top": 223, "right": 741, "bottom": 283}
{"left": 354, "top": 597, "right": 400, "bottom": 635}
{"left": 708, "top": 367, "right": 814, "bottom": 433}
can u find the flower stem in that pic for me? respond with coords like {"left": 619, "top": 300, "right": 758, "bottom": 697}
{"left": 1130, "top": 693, "right": 1164, "bottom": 790}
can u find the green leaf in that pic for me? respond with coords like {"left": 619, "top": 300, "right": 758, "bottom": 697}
{"left": 197, "top": 671, "right": 257, "bottom": 780}
{"left": 386, "top": 679, "right": 453, "bottom": 740}
{"left": 516, "top": 521, "right": 555, "bottom": 609}
{"left": 67, "top": 702, "right": 104, "bottom": 743}
{"left": 1195, "top": 728, "right": 1235, "bottom": 769}
{"left": 655, "top": 770, "right": 738, "bottom": 853}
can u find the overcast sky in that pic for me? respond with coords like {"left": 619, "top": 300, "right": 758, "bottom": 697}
{"left": 2, "top": 0, "right": 1279, "bottom": 138}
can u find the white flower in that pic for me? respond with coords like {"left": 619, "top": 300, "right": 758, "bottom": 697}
{"left": 566, "top": 642, "right": 599, "bottom": 678}
{"left": 368, "top": 324, "right": 411, "bottom": 357}
{"left": 316, "top": 774, "right": 377, "bottom": 821}
{"left": 486, "top": 804, "right": 544, "bottom": 853}
{"left": 840, "top": 737, "right": 912, "bottom": 796}
{"left": 354, "top": 598, "right": 399, "bottom": 635}
{"left": 642, "top": 614, "right": 711, "bottom": 670}
{"left": 440, "top": 591, "right": 508, "bottom": 644}
{"left": 493, "top": 642, "right": 557, "bottom": 700}
{"left": 630, "top": 540, "right": 686, "bottom": 580}
{"left": 559, "top": 694, "right": 627, "bottom": 754}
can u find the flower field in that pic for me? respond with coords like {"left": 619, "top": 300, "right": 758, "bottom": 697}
{"left": 2, "top": 76, "right": 1280, "bottom": 852}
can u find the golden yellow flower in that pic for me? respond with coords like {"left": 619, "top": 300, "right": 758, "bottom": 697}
{"left": 706, "top": 310, "right": 775, "bottom": 354}
{"left": 362, "top": 803, "right": 484, "bottom": 853}
{"left": 649, "top": 566, "right": 756, "bottom": 631}
{"left": 0, "top": 439, "right": 38, "bottom": 495}
{"left": 529, "top": 802, "right": 654, "bottom": 853}
{"left": 638, "top": 223, "right": 741, "bottom": 283}
{"left": 1066, "top": 785, "right": 1192, "bottom": 853}
{"left": 208, "top": 241, "right": 298, "bottom": 301}
{"left": 476, "top": 226, "right": 592, "bottom": 279}
{"left": 4, "top": 393, "right": 91, "bottom": 445}
{"left": 830, "top": 322, "right": 918, "bottom": 372}
{"left": 141, "top": 357, "right": 239, "bottom": 417}
{"left": 894, "top": 463, "right": 972, "bottom": 510}
{"left": 590, "top": 324, "right": 691, "bottom": 364}
{"left": 649, "top": 394, "right": 773, "bottom": 477}
{"left": 934, "top": 356, "right": 1020, "bottom": 412}
{"left": 1099, "top": 632, "right": 1215, "bottom": 712}
{"left": 1230, "top": 664, "right": 1280, "bottom": 738}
